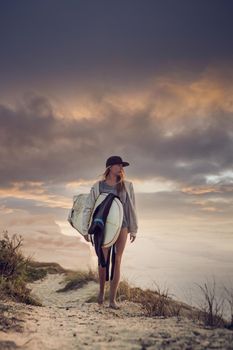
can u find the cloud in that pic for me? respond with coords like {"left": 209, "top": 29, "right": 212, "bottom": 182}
{"left": 1, "top": 1, "right": 233, "bottom": 87}
{"left": 1, "top": 66, "right": 233, "bottom": 192}
{"left": 0, "top": 65, "right": 232, "bottom": 231}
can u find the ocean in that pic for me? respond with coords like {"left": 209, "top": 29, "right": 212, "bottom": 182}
{"left": 86, "top": 218, "right": 233, "bottom": 322}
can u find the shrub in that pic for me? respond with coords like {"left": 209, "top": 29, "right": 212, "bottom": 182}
{"left": 0, "top": 230, "right": 41, "bottom": 305}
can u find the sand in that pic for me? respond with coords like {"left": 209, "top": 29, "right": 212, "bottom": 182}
{"left": 0, "top": 272, "right": 233, "bottom": 350}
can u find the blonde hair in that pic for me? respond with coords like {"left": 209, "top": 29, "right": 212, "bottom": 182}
{"left": 98, "top": 165, "right": 126, "bottom": 195}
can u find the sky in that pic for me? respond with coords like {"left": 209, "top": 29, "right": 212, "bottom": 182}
{"left": 0, "top": 1, "right": 233, "bottom": 278}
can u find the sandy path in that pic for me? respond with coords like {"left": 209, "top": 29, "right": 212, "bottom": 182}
{"left": 0, "top": 273, "right": 233, "bottom": 350}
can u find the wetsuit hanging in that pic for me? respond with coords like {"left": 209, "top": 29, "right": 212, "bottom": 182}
{"left": 88, "top": 192, "right": 120, "bottom": 281}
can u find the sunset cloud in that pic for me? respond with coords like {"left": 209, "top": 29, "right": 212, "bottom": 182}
{"left": 1, "top": 66, "right": 233, "bottom": 191}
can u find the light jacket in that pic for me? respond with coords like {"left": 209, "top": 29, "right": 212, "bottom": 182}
{"left": 82, "top": 180, "right": 138, "bottom": 237}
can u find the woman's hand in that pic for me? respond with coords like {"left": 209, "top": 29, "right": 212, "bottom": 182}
{"left": 130, "top": 233, "right": 136, "bottom": 243}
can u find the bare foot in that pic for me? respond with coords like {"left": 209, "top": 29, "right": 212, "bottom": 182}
{"left": 97, "top": 293, "right": 105, "bottom": 305}
{"left": 109, "top": 301, "right": 120, "bottom": 309}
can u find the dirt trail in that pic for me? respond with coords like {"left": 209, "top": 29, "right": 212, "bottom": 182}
{"left": 0, "top": 273, "right": 232, "bottom": 350}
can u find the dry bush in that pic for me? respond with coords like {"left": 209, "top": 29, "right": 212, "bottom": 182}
{"left": 56, "top": 267, "right": 99, "bottom": 292}
{"left": 0, "top": 230, "right": 41, "bottom": 305}
{"left": 222, "top": 282, "right": 233, "bottom": 329}
{"left": 139, "top": 281, "right": 174, "bottom": 317}
{"left": 195, "top": 276, "right": 226, "bottom": 328}
{"left": 0, "top": 230, "right": 29, "bottom": 279}
{"left": 25, "top": 261, "right": 72, "bottom": 283}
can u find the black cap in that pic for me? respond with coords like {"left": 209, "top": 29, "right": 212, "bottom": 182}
{"left": 106, "top": 156, "right": 130, "bottom": 168}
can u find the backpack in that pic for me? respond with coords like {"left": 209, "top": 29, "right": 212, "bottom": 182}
{"left": 67, "top": 193, "right": 88, "bottom": 236}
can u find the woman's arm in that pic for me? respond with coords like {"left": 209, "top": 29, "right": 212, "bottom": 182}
{"left": 130, "top": 182, "right": 136, "bottom": 208}
{"left": 129, "top": 182, "right": 138, "bottom": 235}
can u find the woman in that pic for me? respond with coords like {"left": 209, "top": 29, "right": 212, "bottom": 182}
{"left": 82, "top": 155, "right": 138, "bottom": 309}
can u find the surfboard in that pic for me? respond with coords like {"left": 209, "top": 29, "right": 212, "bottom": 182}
{"left": 67, "top": 192, "right": 123, "bottom": 248}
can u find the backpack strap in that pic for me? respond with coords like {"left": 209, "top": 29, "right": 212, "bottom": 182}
{"left": 110, "top": 243, "right": 116, "bottom": 281}
{"left": 104, "top": 243, "right": 116, "bottom": 281}
{"left": 105, "top": 247, "right": 111, "bottom": 281}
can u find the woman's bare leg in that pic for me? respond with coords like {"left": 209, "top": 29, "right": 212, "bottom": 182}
{"left": 98, "top": 246, "right": 110, "bottom": 305}
{"left": 109, "top": 227, "right": 128, "bottom": 308}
